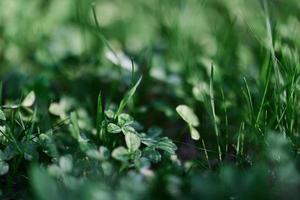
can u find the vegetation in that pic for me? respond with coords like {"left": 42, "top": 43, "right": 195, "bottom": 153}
{"left": 0, "top": 0, "right": 300, "bottom": 199}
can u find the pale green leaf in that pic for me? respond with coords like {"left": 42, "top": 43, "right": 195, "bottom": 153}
{"left": 125, "top": 132, "right": 141, "bottom": 152}
{"left": 59, "top": 155, "right": 73, "bottom": 173}
{"left": 112, "top": 146, "right": 129, "bottom": 161}
{"left": 156, "top": 137, "right": 177, "bottom": 155}
{"left": 176, "top": 105, "right": 199, "bottom": 127}
{"left": 143, "top": 148, "right": 161, "bottom": 163}
{"left": 107, "top": 123, "right": 121, "bottom": 134}
{"left": 189, "top": 125, "right": 200, "bottom": 140}
{"left": 22, "top": 91, "right": 36, "bottom": 107}
{"left": 118, "top": 113, "right": 133, "bottom": 126}
{"left": 49, "top": 103, "right": 64, "bottom": 118}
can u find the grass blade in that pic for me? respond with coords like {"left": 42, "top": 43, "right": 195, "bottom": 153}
{"left": 115, "top": 76, "right": 142, "bottom": 118}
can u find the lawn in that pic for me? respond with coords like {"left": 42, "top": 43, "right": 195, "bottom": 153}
{"left": 0, "top": 0, "right": 300, "bottom": 199}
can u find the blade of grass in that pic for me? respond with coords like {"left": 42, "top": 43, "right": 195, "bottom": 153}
{"left": 242, "top": 77, "right": 254, "bottom": 124}
{"left": 91, "top": 2, "right": 122, "bottom": 74}
{"left": 114, "top": 76, "right": 142, "bottom": 119}
{"left": 209, "top": 64, "right": 222, "bottom": 162}
{"left": 96, "top": 91, "right": 104, "bottom": 141}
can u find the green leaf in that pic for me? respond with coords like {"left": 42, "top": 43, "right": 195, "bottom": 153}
{"left": 49, "top": 103, "right": 64, "bottom": 118}
{"left": 96, "top": 92, "right": 104, "bottom": 137}
{"left": 59, "top": 155, "right": 73, "bottom": 173}
{"left": 107, "top": 123, "right": 121, "bottom": 134}
{"left": 156, "top": 137, "right": 177, "bottom": 155}
{"left": 143, "top": 147, "right": 161, "bottom": 163}
{"left": 0, "top": 161, "right": 9, "bottom": 175}
{"left": 105, "top": 110, "right": 115, "bottom": 119}
{"left": 115, "top": 76, "right": 142, "bottom": 118}
{"left": 189, "top": 125, "right": 200, "bottom": 140}
{"left": 122, "top": 125, "right": 136, "bottom": 135}
{"left": 0, "top": 109, "right": 5, "bottom": 121}
{"left": 125, "top": 132, "right": 141, "bottom": 152}
{"left": 176, "top": 105, "right": 199, "bottom": 127}
{"left": 118, "top": 113, "right": 133, "bottom": 127}
{"left": 22, "top": 91, "right": 36, "bottom": 107}
{"left": 86, "top": 146, "right": 109, "bottom": 161}
{"left": 112, "top": 146, "right": 129, "bottom": 161}
{"left": 86, "top": 149, "right": 101, "bottom": 160}
{"left": 69, "top": 112, "right": 80, "bottom": 139}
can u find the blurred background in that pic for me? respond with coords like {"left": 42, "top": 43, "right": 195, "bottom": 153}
{"left": 1, "top": 0, "right": 300, "bottom": 157}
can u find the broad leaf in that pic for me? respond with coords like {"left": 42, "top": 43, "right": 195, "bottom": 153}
{"left": 189, "top": 125, "right": 200, "bottom": 140}
{"left": 107, "top": 123, "right": 121, "bottom": 134}
{"left": 112, "top": 146, "right": 129, "bottom": 161}
{"left": 122, "top": 125, "right": 136, "bottom": 135}
{"left": 49, "top": 103, "right": 64, "bottom": 118}
{"left": 105, "top": 110, "right": 115, "bottom": 119}
{"left": 156, "top": 137, "right": 177, "bottom": 155}
{"left": 118, "top": 113, "right": 133, "bottom": 127}
{"left": 22, "top": 91, "right": 36, "bottom": 107}
{"left": 143, "top": 147, "right": 161, "bottom": 163}
{"left": 176, "top": 105, "right": 199, "bottom": 127}
{"left": 125, "top": 132, "right": 141, "bottom": 152}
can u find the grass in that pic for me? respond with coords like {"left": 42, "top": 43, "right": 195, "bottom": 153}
{"left": 0, "top": 0, "right": 300, "bottom": 199}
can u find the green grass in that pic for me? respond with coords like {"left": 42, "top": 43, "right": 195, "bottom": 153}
{"left": 0, "top": 0, "right": 300, "bottom": 199}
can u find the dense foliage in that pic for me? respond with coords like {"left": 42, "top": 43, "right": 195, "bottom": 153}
{"left": 0, "top": 0, "right": 300, "bottom": 199}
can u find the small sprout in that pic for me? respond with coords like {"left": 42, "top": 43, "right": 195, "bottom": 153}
{"left": 22, "top": 91, "right": 36, "bottom": 107}
{"left": 107, "top": 123, "right": 122, "bottom": 134}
